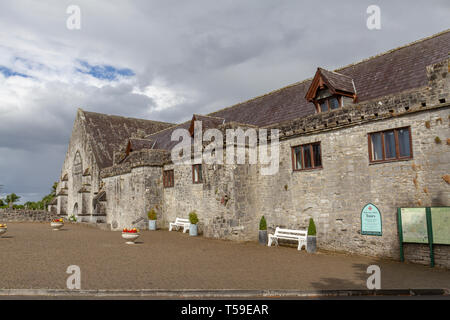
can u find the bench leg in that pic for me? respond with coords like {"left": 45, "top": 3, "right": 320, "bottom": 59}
{"left": 267, "top": 236, "right": 272, "bottom": 247}
{"left": 298, "top": 240, "right": 306, "bottom": 251}
{"left": 169, "top": 224, "right": 173, "bottom": 231}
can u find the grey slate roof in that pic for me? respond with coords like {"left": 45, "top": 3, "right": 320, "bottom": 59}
{"left": 80, "top": 110, "right": 174, "bottom": 169}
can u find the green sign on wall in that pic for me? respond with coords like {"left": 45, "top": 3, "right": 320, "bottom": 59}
{"left": 361, "top": 203, "right": 382, "bottom": 236}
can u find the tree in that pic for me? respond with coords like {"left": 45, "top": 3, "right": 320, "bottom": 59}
{"left": 6, "top": 193, "right": 21, "bottom": 208}
{"left": 0, "top": 198, "right": 4, "bottom": 207}
{"left": 41, "top": 182, "right": 58, "bottom": 210}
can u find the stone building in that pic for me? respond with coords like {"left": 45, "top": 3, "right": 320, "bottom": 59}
{"left": 56, "top": 110, "right": 174, "bottom": 223}
{"left": 56, "top": 30, "right": 450, "bottom": 266}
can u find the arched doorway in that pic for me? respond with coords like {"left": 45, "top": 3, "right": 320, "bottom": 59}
{"left": 73, "top": 203, "right": 79, "bottom": 216}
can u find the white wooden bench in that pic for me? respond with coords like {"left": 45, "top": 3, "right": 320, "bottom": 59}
{"left": 169, "top": 217, "right": 190, "bottom": 233}
{"left": 268, "top": 227, "right": 307, "bottom": 251}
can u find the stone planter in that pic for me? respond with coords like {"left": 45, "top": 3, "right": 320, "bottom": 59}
{"left": 50, "top": 222, "right": 64, "bottom": 231}
{"left": 189, "top": 224, "right": 198, "bottom": 236}
{"left": 148, "top": 220, "right": 156, "bottom": 231}
{"left": 122, "top": 232, "right": 140, "bottom": 244}
{"left": 0, "top": 227, "right": 7, "bottom": 237}
{"left": 306, "top": 235, "right": 317, "bottom": 253}
{"left": 258, "top": 230, "right": 268, "bottom": 245}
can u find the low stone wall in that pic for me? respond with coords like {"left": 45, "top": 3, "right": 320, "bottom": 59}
{"left": 403, "top": 243, "right": 450, "bottom": 269}
{"left": 0, "top": 209, "right": 60, "bottom": 222}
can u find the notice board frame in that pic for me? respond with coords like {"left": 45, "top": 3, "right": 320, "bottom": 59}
{"left": 397, "top": 206, "right": 450, "bottom": 268}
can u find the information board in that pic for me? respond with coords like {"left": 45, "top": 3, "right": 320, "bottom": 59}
{"left": 400, "top": 208, "right": 427, "bottom": 243}
{"left": 431, "top": 207, "right": 450, "bottom": 245}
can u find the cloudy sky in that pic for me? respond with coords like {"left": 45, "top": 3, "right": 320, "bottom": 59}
{"left": 0, "top": 0, "right": 449, "bottom": 203}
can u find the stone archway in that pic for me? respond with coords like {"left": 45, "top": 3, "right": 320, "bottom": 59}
{"left": 73, "top": 203, "right": 79, "bottom": 216}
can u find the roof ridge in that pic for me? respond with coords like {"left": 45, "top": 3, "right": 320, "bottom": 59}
{"left": 319, "top": 67, "right": 353, "bottom": 79}
{"left": 81, "top": 109, "right": 174, "bottom": 125}
{"left": 145, "top": 120, "right": 192, "bottom": 138}
{"left": 194, "top": 113, "right": 225, "bottom": 120}
{"left": 334, "top": 29, "right": 450, "bottom": 73}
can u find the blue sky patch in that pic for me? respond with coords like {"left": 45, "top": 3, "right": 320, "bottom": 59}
{"left": 76, "top": 60, "right": 135, "bottom": 80}
{"left": 0, "top": 66, "right": 29, "bottom": 78}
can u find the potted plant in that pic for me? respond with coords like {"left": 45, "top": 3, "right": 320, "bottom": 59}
{"left": 69, "top": 214, "right": 77, "bottom": 223}
{"left": 307, "top": 218, "right": 317, "bottom": 253}
{"left": 258, "top": 216, "right": 267, "bottom": 245}
{"left": 0, "top": 223, "right": 7, "bottom": 237}
{"left": 50, "top": 218, "right": 64, "bottom": 231}
{"left": 122, "top": 228, "right": 140, "bottom": 244}
{"left": 147, "top": 208, "right": 157, "bottom": 230}
{"left": 189, "top": 211, "right": 198, "bottom": 236}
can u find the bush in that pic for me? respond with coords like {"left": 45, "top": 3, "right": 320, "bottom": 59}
{"left": 308, "top": 218, "right": 316, "bottom": 236}
{"left": 259, "top": 216, "right": 267, "bottom": 230}
{"left": 147, "top": 208, "right": 157, "bottom": 220}
{"left": 189, "top": 211, "right": 199, "bottom": 224}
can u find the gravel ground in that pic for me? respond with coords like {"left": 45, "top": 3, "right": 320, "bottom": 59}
{"left": 0, "top": 222, "right": 449, "bottom": 290}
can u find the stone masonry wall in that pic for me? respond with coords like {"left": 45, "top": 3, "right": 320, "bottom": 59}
{"left": 58, "top": 110, "right": 99, "bottom": 219}
{"left": 0, "top": 209, "right": 60, "bottom": 222}
{"left": 404, "top": 244, "right": 450, "bottom": 269}
{"left": 103, "top": 166, "right": 164, "bottom": 230}
{"left": 161, "top": 161, "right": 259, "bottom": 240}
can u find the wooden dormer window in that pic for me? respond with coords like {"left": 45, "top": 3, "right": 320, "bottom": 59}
{"left": 316, "top": 95, "right": 342, "bottom": 113}
{"left": 305, "top": 68, "right": 357, "bottom": 114}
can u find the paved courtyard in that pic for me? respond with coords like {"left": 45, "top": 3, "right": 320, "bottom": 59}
{"left": 1, "top": 222, "right": 449, "bottom": 291}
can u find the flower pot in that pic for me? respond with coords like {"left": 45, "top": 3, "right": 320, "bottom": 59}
{"left": 0, "top": 227, "right": 7, "bottom": 237}
{"left": 307, "top": 235, "right": 317, "bottom": 253}
{"left": 259, "top": 230, "right": 267, "bottom": 245}
{"left": 148, "top": 220, "right": 156, "bottom": 231}
{"left": 189, "top": 224, "right": 198, "bottom": 236}
{"left": 50, "top": 222, "right": 64, "bottom": 231}
{"left": 122, "top": 232, "right": 140, "bottom": 244}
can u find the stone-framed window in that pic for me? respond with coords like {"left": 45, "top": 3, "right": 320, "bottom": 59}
{"left": 291, "top": 142, "right": 322, "bottom": 171}
{"left": 163, "top": 170, "right": 174, "bottom": 188}
{"left": 192, "top": 164, "right": 203, "bottom": 184}
{"left": 368, "top": 126, "right": 413, "bottom": 163}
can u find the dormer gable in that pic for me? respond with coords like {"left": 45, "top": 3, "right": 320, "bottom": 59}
{"left": 305, "top": 68, "right": 357, "bottom": 113}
